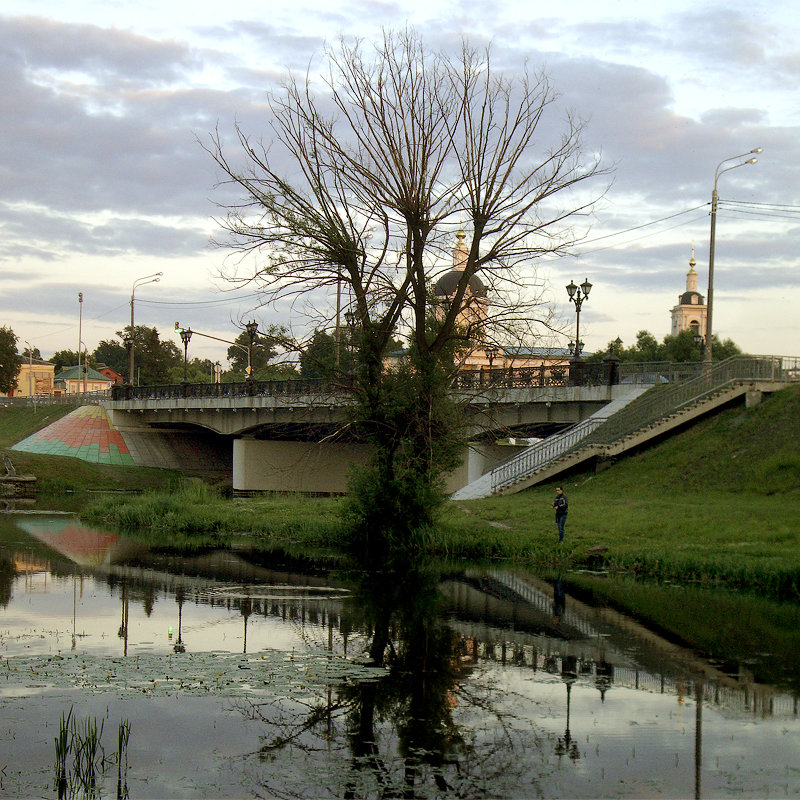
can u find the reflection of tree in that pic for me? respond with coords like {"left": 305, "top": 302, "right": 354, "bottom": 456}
{"left": 0, "top": 552, "right": 14, "bottom": 607}
{"left": 339, "top": 560, "right": 466, "bottom": 797}
{"left": 242, "top": 551, "right": 542, "bottom": 798}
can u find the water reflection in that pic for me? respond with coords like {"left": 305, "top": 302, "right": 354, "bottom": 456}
{"left": 2, "top": 511, "right": 800, "bottom": 798}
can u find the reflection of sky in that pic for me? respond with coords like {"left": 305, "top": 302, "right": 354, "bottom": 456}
{"left": 486, "top": 665, "right": 800, "bottom": 798}
{"left": 2, "top": 573, "right": 342, "bottom": 658}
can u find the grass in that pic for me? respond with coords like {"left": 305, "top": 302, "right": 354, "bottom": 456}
{"left": 455, "top": 384, "right": 800, "bottom": 596}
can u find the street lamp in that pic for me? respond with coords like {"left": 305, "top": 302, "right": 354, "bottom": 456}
{"left": 24, "top": 340, "right": 33, "bottom": 396}
{"left": 705, "top": 148, "right": 761, "bottom": 364}
{"left": 245, "top": 320, "right": 259, "bottom": 380}
{"left": 174, "top": 323, "right": 255, "bottom": 382}
{"left": 179, "top": 328, "right": 193, "bottom": 382}
{"left": 566, "top": 278, "right": 592, "bottom": 359}
{"left": 129, "top": 272, "right": 162, "bottom": 384}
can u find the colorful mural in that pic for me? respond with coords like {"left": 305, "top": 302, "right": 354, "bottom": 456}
{"left": 12, "top": 406, "right": 135, "bottom": 466}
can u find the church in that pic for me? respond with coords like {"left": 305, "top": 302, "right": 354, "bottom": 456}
{"left": 670, "top": 248, "right": 707, "bottom": 339}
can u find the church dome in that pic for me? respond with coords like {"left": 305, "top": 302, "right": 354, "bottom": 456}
{"left": 433, "top": 270, "right": 488, "bottom": 299}
{"left": 679, "top": 290, "right": 704, "bottom": 305}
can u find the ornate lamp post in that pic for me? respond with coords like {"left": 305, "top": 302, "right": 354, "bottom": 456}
{"left": 179, "top": 328, "right": 193, "bottom": 382}
{"left": 566, "top": 278, "right": 592, "bottom": 359}
{"left": 245, "top": 320, "right": 259, "bottom": 380}
{"left": 128, "top": 272, "right": 162, "bottom": 384}
{"left": 704, "top": 148, "right": 761, "bottom": 365}
{"left": 484, "top": 345, "right": 499, "bottom": 369}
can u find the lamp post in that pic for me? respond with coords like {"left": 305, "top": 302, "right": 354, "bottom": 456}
{"left": 128, "top": 272, "right": 162, "bottom": 384}
{"left": 174, "top": 323, "right": 255, "bottom": 383}
{"left": 245, "top": 320, "right": 259, "bottom": 380}
{"left": 485, "top": 345, "right": 499, "bottom": 369}
{"left": 179, "top": 328, "right": 193, "bottom": 383}
{"left": 77, "top": 292, "right": 83, "bottom": 381}
{"left": 566, "top": 278, "right": 592, "bottom": 359}
{"left": 80, "top": 342, "right": 88, "bottom": 394}
{"left": 704, "top": 148, "right": 761, "bottom": 365}
{"left": 24, "top": 340, "right": 33, "bottom": 397}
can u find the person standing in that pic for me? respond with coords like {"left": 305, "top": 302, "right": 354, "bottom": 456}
{"left": 553, "top": 486, "right": 568, "bottom": 542}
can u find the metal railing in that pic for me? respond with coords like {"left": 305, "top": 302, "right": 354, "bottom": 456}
{"left": 491, "top": 415, "right": 609, "bottom": 492}
{"left": 490, "top": 355, "right": 800, "bottom": 493}
{"left": 584, "top": 355, "right": 799, "bottom": 447}
{"left": 111, "top": 377, "right": 352, "bottom": 402}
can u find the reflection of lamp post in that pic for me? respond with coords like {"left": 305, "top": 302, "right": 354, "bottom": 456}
{"left": 565, "top": 278, "right": 592, "bottom": 359}
{"left": 179, "top": 328, "right": 193, "bottom": 383}
{"left": 118, "top": 579, "right": 129, "bottom": 657}
{"left": 704, "top": 149, "right": 761, "bottom": 365}
{"left": 173, "top": 584, "right": 186, "bottom": 653}
{"left": 555, "top": 656, "right": 580, "bottom": 761}
{"left": 240, "top": 597, "right": 252, "bottom": 654}
{"left": 129, "top": 272, "right": 162, "bottom": 384}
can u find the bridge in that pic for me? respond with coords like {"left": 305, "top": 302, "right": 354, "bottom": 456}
{"left": 102, "top": 356, "right": 799, "bottom": 494}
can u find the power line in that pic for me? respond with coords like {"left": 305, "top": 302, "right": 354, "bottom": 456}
{"left": 137, "top": 292, "right": 264, "bottom": 307}
{"left": 580, "top": 203, "right": 709, "bottom": 245}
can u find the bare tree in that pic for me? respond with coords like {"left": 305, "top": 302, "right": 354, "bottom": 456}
{"left": 206, "top": 30, "right": 606, "bottom": 539}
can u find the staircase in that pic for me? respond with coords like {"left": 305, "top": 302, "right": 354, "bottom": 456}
{"left": 453, "top": 355, "right": 800, "bottom": 499}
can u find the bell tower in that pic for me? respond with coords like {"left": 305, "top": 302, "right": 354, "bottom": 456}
{"left": 670, "top": 247, "right": 707, "bottom": 338}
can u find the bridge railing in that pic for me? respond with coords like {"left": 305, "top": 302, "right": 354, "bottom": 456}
{"left": 111, "top": 377, "right": 353, "bottom": 401}
{"left": 491, "top": 415, "right": 610, "bottom": 492}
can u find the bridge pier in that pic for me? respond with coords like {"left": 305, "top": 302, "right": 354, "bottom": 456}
{"left": 231, "top": 439, "right": 516, "bottom": 494}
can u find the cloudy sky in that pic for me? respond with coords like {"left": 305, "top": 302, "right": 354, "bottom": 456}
{"left": 2, "top": 0, "right": 798, "bottom": 363}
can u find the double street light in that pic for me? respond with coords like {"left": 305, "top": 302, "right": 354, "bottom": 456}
{"left": 704, "top": 148, "right": 761, "bottom": 364}
{"left": 174, "top": 320, "right": 259, "bottom": 382}
{"left": 566, "top": 278, "right": 592, "bottom": 359}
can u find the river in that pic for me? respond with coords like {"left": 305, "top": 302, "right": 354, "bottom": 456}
{"left": 1, "top": 500, "right": 798, "bottom": 798}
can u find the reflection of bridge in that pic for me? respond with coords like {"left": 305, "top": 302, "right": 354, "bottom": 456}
{"left": 89, "top": 554, "right": 798, "bottom": 720}
{"left": 442, "top": 571, "right": 799, "bottom": 719}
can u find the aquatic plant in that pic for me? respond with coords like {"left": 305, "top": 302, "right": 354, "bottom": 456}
{"left": 51, "top": 707, "right": 131, "bottom": 799}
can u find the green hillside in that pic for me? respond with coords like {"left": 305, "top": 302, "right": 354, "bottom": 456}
{"left": 588, "top": 381, "right": 800, "bottom": 495}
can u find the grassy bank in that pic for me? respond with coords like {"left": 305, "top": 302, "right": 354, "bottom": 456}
{"left": 0, "top": 403, "right": 181, "bottom": 492}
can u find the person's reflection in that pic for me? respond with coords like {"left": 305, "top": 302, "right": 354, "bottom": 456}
{"left": 553, "top": 574, "right": 566, "bottom": 623}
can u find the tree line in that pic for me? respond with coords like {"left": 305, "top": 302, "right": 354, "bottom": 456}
{"left": 0, "top": 323, "right": 392, "bottom": 394}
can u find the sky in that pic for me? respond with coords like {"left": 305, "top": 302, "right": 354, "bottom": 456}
{"left": 2, "top": 0, "right": 799, "bottom": 363}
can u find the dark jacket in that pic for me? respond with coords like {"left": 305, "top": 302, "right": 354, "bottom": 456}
{"left": 553, "top": 494, "right": 568, "bottom": 517}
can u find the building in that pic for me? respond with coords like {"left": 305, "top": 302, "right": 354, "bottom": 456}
{"left": 429, "top": 229, "right": 578, "bottom": 374}
{"left": 95, "top": 363, "right": 125, "bottom": 384}
{"left": 670, "top": 248, "right": 707, "bottom": 338}
{"left": 54, "top": 365, "right": 113, "bottom": 395}
{"left": 432, "top": 228, "right": 490, "bottom": 369}
{"left": 1, "top": 358, "right": 56, "bottom": 398}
